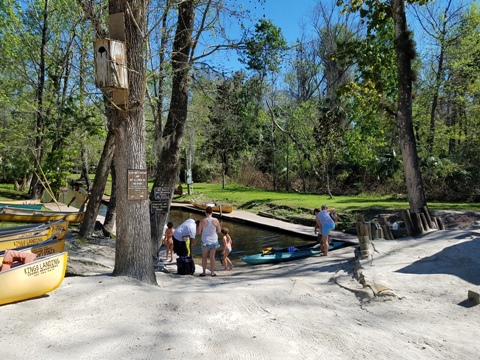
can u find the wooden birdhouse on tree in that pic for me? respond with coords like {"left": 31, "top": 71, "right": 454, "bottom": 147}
{"left": 93, "top": 39, "right": 128, "bottom": 90}
{"left": 93, "top": 13, "right": 128, "bottom": 106}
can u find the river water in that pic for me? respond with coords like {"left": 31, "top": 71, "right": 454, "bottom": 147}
{"left": 45, "top": 188, "right": 314, "bottom": 260}
{"left": 166, "top": 209, "right": 314, "bottom": 260}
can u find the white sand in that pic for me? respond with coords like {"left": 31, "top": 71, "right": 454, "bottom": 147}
{"left": 2, "top": 228, "right": 480, "bottom": 359}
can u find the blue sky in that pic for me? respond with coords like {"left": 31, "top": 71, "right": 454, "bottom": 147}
{"left": 245, "top": 0, "right": 317, "bottom": 43}
{"left": 216, "top": 0, "right": 318, "bottom": 72}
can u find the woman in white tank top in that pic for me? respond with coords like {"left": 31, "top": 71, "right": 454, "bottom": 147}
{"left": 198, "top": 206, "right": 222, "bottom": 276}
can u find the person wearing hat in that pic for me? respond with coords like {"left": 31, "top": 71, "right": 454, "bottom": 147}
{"left": 314, "top": 204, "right": 336, "bottom": 256}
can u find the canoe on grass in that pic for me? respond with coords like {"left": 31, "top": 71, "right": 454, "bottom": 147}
{"left": 241, "top": 241, "right": 348, "bottom": 265}
{"left": 0, "top": 251, "right": 68, "bottom": 306}
{"left": 0, "top": 207, "right": 84, "bottom": 224}
{"left": 189, "top": 199, "right": 233, "bottom": 214}
{"left": 0, "top": 220, "right": 69, "bottom": 250}
{"left": 0, "top": 237, "right": 66, "bottom": 263}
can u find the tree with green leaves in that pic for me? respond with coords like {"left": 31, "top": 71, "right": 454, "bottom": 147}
{"left": 338, "top": 0, "right": 428, "bottom": 234}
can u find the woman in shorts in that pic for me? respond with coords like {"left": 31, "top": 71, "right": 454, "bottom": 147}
{"left": 198, "top": 206, "right": 222, "bottom": 276}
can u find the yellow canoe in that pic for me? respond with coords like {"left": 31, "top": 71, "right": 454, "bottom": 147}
{"left": 0, "top": 251, "right": 68, "bottom": 306}
{"left": 0, "top": 233, "right": 52, "bottom": 252}
{"left": 0, "top": 220, "right": 69, "bottom": 251}
{"left": 189, "top": 200, "right": 233, "bottom": 214}
{"left": 0, "top": 219, "right": 69, "bottom": 241}
{"left": 0, "top": 237, "right": 66, "bottom": 263}
{"left": 0, "top": 207, "right": 84, "bottom": 224}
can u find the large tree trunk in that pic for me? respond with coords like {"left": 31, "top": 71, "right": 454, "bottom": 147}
{"left": 110, "top": 0, "right": 155, "bottom": 284}
{"left": 149, "top": 0, "right": 195, "bottom": 255}
{"left": 392, "top": 0, "right": 427, "bottom": 235}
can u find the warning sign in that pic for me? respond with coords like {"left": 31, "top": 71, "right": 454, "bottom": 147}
{"left": 151, "top": 187, "right": 172, "bottom": 213}
{"left": 127, "top": 169, "right": 148, "bottom": 200}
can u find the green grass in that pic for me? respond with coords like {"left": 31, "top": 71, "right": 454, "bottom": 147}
{"left": 2, "top": 181, "right": 479, "bottom": 216}
{"left": 176, "top": 182, "right": 480, "bottom": 213}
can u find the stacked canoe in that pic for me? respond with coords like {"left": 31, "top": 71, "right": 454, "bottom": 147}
{"left": 0, "top": 219, "right": 69, "bottom": 306}
{"left": 0, "top": 206, "right": 85, "bottom": 224}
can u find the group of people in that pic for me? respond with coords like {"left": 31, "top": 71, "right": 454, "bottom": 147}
{"left": 162, "top": 206, "right": 233, "bottom": 277}
{"left": 314, "top": 204, "right": 338, "bottom": 256}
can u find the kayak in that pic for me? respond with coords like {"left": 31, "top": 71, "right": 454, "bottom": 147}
{"left": 189, "top": 199, "right": 233, "bottom": 214}
{"left": 241, "top": 241, "right": 347, "bottom": 265}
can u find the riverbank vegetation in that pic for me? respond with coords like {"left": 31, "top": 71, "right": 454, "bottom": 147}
{"left": 1, "top": 1, "right": 479, "bottom": 280}
{"left": 1, "top": 1, "right": 479, "bottom": 204}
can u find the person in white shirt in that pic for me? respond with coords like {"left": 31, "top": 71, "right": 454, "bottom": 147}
{"left": 172, "top": 218, "right": 199, "bottom": 257}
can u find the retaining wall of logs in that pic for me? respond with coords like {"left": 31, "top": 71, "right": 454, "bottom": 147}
{"left": 356, "top": 206, "right": 445, "bottom": 259}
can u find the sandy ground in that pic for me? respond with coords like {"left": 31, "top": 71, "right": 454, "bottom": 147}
{"left": 2, "top": 224, "right": 480, "bottom": 359}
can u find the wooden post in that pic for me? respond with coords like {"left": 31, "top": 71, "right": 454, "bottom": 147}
{"left": 366, "top": 221, "right": 372, "bottom": 240}
{"left": 411, "top": 211, "right": 425, "bottom": 234}
{"left": 422, "top": 206, "right": 434, "bottom": 228}
{"left": 378, "top": 217, "right": 394, "bottom": 240}
{"left": 435, "top": 216, "right": 445, "bottom": 230}
{"left": 401, "top": 209, "right": 413, "bottom": 236}
{"left": 420, "top": 213, "right": 429, "bottom": 231}
{"left": 371, "top": 222, "right": 379, "bottom": 240}
{"left": 357, "top": 218, "right": 372, "bottom": 259}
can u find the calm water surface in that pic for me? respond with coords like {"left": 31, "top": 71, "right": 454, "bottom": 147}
{"left": 45, "top": 189, "right": 313, "bottom": 259}
{"left": 166, "top": 209, "right": 313, "bottom": 260}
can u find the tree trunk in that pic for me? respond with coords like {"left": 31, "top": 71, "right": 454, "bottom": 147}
{"left": 29, "top": 0, "right": 50, "bottom": 200}
{"left": 110, "top": 0, "right": 155, "bottom": 284}
{"left": 76, "top": 0, "right": 113, "bottom": 238}
{"left": 149, "top": 0, "right": 196, "bottom": 256}
{"left": 103, "top": 162, "right": 117, "bottom": 235}
{"left": 392, "top": 0, "right": 427, "bottom": 235}
{"left": 79, "top": 117, "right": 115, "bottom": 238}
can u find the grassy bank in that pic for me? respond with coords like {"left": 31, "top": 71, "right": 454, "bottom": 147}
{"left": 2, "top": 181, "right": 479, "bottom": 219}
{"left": 176, "top": 182, "right": 480, "bottom": 213}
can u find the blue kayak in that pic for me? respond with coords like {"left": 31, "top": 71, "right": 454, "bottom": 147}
{"left": 241, "top": 241, "right": 347, "bottom": 265}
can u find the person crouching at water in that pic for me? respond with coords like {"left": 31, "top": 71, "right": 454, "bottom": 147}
{"left": 172, "top": 218, "right": 199, "bottom": 258}
{"left": 198, "top": 206, "right": 222, "bottom": 277}
{"left": 314, "top": 204, "right": 336, "bottom": 256}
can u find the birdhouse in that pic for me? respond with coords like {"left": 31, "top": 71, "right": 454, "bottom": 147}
{"left": 93, "top": 39, "right": 128, "bottom": 90}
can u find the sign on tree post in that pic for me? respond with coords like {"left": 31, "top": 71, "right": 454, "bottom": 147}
{"left": 127, "top": 169, "right": 148, "bottom": 200}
